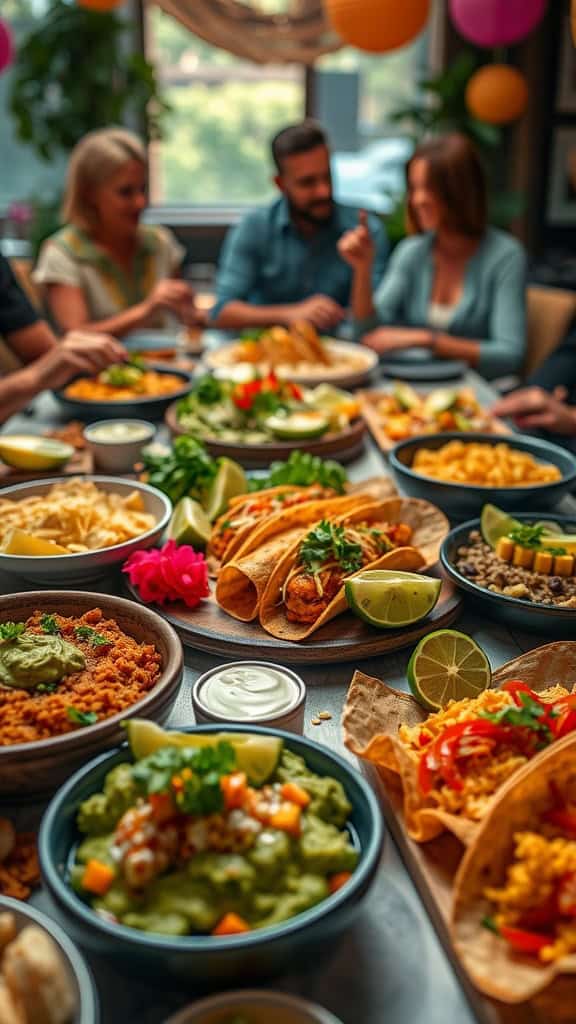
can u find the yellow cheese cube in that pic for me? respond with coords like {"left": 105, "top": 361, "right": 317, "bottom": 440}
{"left": 534, "top": 551, "right": 553, "bottom": 574}
{"left": 553, "top": 554, "right": 574, "bottom": 577}
{"left": 496, "top": 537, "right": 514, "bottom": 562}
{"left": 512, "top": 545, "right": 534, "bottom": 568}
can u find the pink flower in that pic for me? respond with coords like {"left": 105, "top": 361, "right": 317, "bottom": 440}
{"left": 123, "top": 540, "right": 209, "bottom": 608}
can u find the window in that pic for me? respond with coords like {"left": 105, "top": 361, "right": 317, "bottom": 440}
{"left": 146, "top": 6, "right": 305, "bottom": 206}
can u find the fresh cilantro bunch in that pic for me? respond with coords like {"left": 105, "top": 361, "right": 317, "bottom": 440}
{"left": 249, "top": 451, "right": 347, "bottom": 494}
{"left": 142, "top": 436, "right": 218, "bottom": 504}
{"left": 132, "top": 742, "right": 236, "bottom": 816}
{"left": 300, "top": 520, "right": 363, "bottom": 575}
{"left": 189, "top": 375, "right": 225, "bottom": 406}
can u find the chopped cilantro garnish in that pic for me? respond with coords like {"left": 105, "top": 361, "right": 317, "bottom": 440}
{"left": 74, "top": 626, "right": 110, "bottom": 647}
{"left": 0, "top": 622, "right": 25, "bottom": 642}
{"left": 67, "top": 707, "right": 98, "bottom": 726}
{"left": 40, "top": 614, "right": 60, "bottom": 635}
{"left": 481, "top": 915, "right": 500, "bottom": 935}
{"left": 132, "top": 741, "right": 236, "bottom": 815}
{"left": 479, "top": 692, "right": 553, "bottom": 741}
{"left": 36, "top": 682, "right": 59, "bottom": 694}
{"left": 300, "top": 520, "right": 363, "bottom": 576}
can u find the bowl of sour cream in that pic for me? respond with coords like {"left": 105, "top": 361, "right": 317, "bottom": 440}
{"left": 192, "top": 661, "right": 306, "bottom": 733}
{"left": 83, "top": 419, "right": 156, "bottom": 473}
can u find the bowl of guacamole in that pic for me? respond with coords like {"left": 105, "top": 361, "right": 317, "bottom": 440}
{"left": 39, "top": 724, "right": 383, "bottom": 985}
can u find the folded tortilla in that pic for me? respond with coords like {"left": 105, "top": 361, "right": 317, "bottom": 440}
{"left": 258, "top": 497, "right": 448, "bottom": 641}
{"left": 452, "top": 733, "right": 576, "bottom": 1005}
{"left": 208, "top": 485, "right": 322, "bottom": 568}
{"left": 215, "top": 494, "right": 369, "bottom": 622}
{"left": 343, "top": 641, "right": 576, "bottom": 845}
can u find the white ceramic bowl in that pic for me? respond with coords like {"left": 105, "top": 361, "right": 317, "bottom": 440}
{"left": 0, "top": 475, "right": 171, "bottom": 585}
{"left": 192, "top": 661, "right": 306, "bottom": 733}
{"left": 165, "top": 990, "right": 343, "bottom": 1024}
{"left": 83, "top": 418, "right": 156, "bottom": 473}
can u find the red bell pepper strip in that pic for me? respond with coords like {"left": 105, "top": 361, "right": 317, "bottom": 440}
{"left": 499, "top": 925, "right": 553, "bottom": 955}
{"left": 418, "top": 719, "right": 512, "bottom": 796}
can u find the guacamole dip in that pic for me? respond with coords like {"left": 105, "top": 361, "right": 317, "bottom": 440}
{"left": 72, "top": 739, "right": 358, "bottom": 937}
{"left": 0, "top": 631, "right": 86, "bottom": 690}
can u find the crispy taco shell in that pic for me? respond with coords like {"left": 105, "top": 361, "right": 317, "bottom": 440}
{"left": 258, "top": 497, "right": 447, "bottom": 641}
{"left": 343, "top": 642, "right": 576, "bottom": 846}
{"left": 215, "top": 495, "right": 370, "bottom": 623}
{"left": 208, "top": 485, "right": 309, "bottom": 567}
{"left": 452, "top": 734, "right": 576, "bottom": 1005}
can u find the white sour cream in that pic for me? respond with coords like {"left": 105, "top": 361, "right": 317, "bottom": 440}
{"left": 200, "top": 664, "right": 300, "bottom": 720}
{"left": 86, "top": 421, "right": 153, "bottom": 443}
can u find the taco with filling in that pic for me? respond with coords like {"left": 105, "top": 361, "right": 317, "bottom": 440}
{"left": 215, "top": 494, "right": 370, "bottom": 622}
{"left": 258, "top": 498, "right": 448, "bottom": 641}
{"left": 452, "top": 733, "right": 576, "bottom": 1004}
{"left": 343, "top": 642, "right": 576, "bottom": 845}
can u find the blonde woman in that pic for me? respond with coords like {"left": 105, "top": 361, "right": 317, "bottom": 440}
{"left": 34, "top": 127, "right": 198, "bottom": 337}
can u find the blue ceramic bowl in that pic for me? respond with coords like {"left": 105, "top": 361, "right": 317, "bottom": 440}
{"left": 39, "top": 725, "right": 384, "bottom": 987}
{"left": 389, "top": 432, "right": 576, "bottom": 520}
{"left": 0, "top": 895, "right": 98, "bottom": 1023}
{"left": 441, "top": 513, "right": 576, "bottom": 633}
{"left": 53, "top": 365, "right": 193, "bottom": 421}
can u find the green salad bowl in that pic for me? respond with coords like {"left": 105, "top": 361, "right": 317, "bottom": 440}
{"left": 39, "top": 724, "right": 383, "bottom": 987}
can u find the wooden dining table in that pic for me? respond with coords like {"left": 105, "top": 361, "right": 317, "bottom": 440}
{"left": 3, "top": 367, "right": 574, "bottom": 1024}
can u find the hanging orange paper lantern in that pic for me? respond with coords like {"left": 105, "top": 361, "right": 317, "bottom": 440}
{"left": 466, "top": 64, "right": 529, "bottom": 124}
{"left": 324, "top": 0, "right": 430, "bottom": 54}
{"left": 76, "top": 0, "right": 122, "bottom": 10}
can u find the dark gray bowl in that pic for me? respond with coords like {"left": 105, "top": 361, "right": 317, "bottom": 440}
{"left": 441, "top": 514, "right": 576, "bottom": 633}
{"left": 53, "top": 365, "right": 193, "bottom": 421}
{"left": 0, "top": 895, "right": 98, "bottom": 1023}
{"left": 390, "top": 431, "right": 576, "bottom": 520}
{"left": 40, "top": 724, "right": 384, "bottom": 987}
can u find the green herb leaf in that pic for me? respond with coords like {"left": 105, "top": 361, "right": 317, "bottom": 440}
{"left": 479, "top": 692, "right": 553, "bottom": 740}
{"left": 141, "top": 435, "right": 218, "bottom": 505}
{"left": 481, "top": 915, "right": 500, "bottom": 935}
{"left": 36, "top": 682, "right": 59, "bottom": 694}
{"left": 0, "top": 622, "right": 25, "bottom": 642}
{"left": 300, "top": 520, "right": 363, "bottom": 576}
{"left": 74, "top": 626, "right": 111, "bottom": 647}
{"left": 40, "top": 613, "right": 60, "bottom": 635}
{"left": 191, "top": 375, "right": 224, "bottom": 406}
{"left": 249, "top": 451, "right": 347, "bottom": 494}
{"left": 132, "top": 741, "right": 236, "bottom": 815}
{"left": 508, "top": 524, "right": 545, "bottom": 550}
{"left": 67, "top": 707, "right": 98, "bottom": 726}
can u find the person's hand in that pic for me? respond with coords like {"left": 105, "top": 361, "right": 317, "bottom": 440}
{"left": 28, "top": 332, "right": 126, "bottom": 391}
{"left": 337, "top": 210, "right": 374, "bottom": 270}
{"left": 287, "top": 294, "right": 345, "bottom": 331}
{"left": 491, "top": 386, "right": 576, "bottom": 436}
{"left": 362, "top": 328, "right": 434, "bottom": 355}
{"left": 146, "top": 279, "right": 198, "bottom": 324}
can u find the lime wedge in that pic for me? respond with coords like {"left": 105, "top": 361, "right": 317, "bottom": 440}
{"left": 423, "top": 388, "right": 456, "bottom": 417}
{"left": 168, "top": 497, "right": 211, "bottom": 549}
{"left": 480, "top": 504, "right": 520, "bottom": 550}
{"left": 393, "top": 381, "right": 420, "bottom": 411}
{"left": 0, "top": 436, "right": 73, "bottom": 470}
{"left": 345, "top": 570, "right": 441, "bottom": 629}
{"left": 264, "top": 411, "right": 329, "bottom": 441}
{"left": 204, "top": 458, "right": 248, "bottom": 522}
{"left": 124, "top": 719, "right": 282, "bottom": 785}
{"left": 406, "top": 629, "right": 491, "bottom": 711}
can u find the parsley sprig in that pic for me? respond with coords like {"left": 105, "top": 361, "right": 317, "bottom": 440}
{"left": 0, "top": 622, "right": 25, "bottom": 643}
{"left": 508, "top": 524, "right": 566, "bottom": 556}
{"left": 479, "top": 691, "right": 555, "bottom": 745}
{"left": 74, "top": 626, "right": 111, "bottom": 647}
{"left": 300, "top": 520, "right": 363, "bottom": 576}
{"left": 67, "top": 707, "right": 99, "bottom": 726}
{"left": 40, "top": 614, "right": 60, "bottom": 635}
{"left": 132, "top": 742, "right": 236, "bottom": 816}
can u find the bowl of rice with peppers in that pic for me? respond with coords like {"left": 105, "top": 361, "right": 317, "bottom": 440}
{"left": 0, "top": 591, "right": 183, "bottom": 799}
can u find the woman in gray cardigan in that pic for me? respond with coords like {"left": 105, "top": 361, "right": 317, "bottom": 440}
{"left": 339, "top": 133, "right": 527, "bottom": 380}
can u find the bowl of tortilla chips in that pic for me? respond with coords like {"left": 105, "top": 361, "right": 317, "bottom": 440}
{"left": 0, "top": 476, "right": 171, "bottom": 585}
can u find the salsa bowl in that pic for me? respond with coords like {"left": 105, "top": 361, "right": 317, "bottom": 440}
{"left": 389, "top": 432, "right": 576, "bottom": 520}
{"left": 0, "top": 591, "right": 183, "bottom": 798}
{"left": 39, "top": 724, "right": 384, "bottom": 986}
{"left": 53, "top": 365, "right": 193, "bottom": 421}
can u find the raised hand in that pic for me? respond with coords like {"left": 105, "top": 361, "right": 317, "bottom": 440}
{"left": 337, "top": 210, "right": 375, "bottom": 270}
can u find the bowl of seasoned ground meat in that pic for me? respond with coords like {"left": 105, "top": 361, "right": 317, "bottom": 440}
{"left": 441, "top": 515, "right": 576, "bottom": 632}
{"left": 0, "top": 591, "right": 183, "bottom": 798}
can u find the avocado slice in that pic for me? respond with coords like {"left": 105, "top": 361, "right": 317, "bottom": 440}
{"left": 393, "top": 382, "right": 420, "bottom": 411}
{"left": 423, "top": 388, "right": 457, "bottom": 417}
{"left": 264, "top": 411, "right": 330, "bottom": 441}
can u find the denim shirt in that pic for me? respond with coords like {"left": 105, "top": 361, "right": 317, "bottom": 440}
{"left": 212, "top": 197, "right": 388, "bottom": 319}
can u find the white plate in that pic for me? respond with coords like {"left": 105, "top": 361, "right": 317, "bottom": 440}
{"left": 203, "top": 338, "right": 378, "bottom": 388}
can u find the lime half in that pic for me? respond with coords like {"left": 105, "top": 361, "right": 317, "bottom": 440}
{"left": 124, "top": 719, "right": 281, "bottom": 785}
{"left": 345, "top": 570, "right": 441, "bottom": 629}
{"left": 407, "top": 629, "right": 491, "bottom": 711}
{"left": 0, "top": 435, "right": 73, "bottom": 470}
{"left": 480, "top": 504, "right": 520, "bottom": 550}
{"left": 168, "top": 496, "right": 211, "bottom": 549}
{"left": 204, "top": 458, "right": 248, "bottom": 522}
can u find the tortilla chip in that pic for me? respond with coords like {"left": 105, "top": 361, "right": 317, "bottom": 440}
{"left": 343, "top": 642, "right": 576, "bottom": 845}
{"left": 215, "top": 495, "right": 372, "bottom": 622}
{"left": 452, "top": 734, "right": 576, "bottom": 1004}
{"left": 258, "top": 497, "right": 445, "bottom": 641}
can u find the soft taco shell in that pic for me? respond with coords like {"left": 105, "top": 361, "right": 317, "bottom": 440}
{"left": 343, "top": 642, "right": 576, "bottom": 846}
{"left": 258, "top": 497, "right": 446, "bottom": 641}
{"left": 452, "top": 734, "right": 576, "bottom": 1005}
{"left": 215, "top": 495, "right": 373, "bottom": 623}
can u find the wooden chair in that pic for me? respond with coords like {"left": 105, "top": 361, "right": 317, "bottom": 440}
{"left": 524, "top": 285, "right": 576, "bottom": 379}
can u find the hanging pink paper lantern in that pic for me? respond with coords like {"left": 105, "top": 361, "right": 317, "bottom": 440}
{"left": 0, "top": 19, "right": 14, "bottom": 75}
{"left": 449, "top": 0, "right": 547, "bottom": 48}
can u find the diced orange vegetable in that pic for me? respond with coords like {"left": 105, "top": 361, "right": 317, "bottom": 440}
{"left": 496, "top": 537, "right": 514, "bottom": 562}
{"left": 211, "top": 912, "right": 251, "bottom": 936}
{"left": 149, "top": 792, "right": 174, "bottom": 823}
{"left": 280, "top": 781, "right": 311, "bottom": 808}
{"left": 171, "top": 775, "right": 184, "bottom": 792}
{"left": 328, "top": 871, "right": 352, "bottom": 894}
{"left": 554, "top": 554, "right": 574, "bottom": 577}
{"left": 437, "top": 411, "right": 455, "bottom": 429}
{"left": 82, "top": 859, "right": 115, "bottom": 896}
{"left": 221, "top": 772, "right": 248, "bottom": 810}
{"left": 269, "top": 802, "right": 302, "bottom": 837}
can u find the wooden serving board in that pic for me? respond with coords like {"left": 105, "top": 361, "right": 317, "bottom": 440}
{"left": 0, "top": 447, "right": 93, "bottom": 486}
{"left": 358, "top": 388, "right": 511, "bottom": 455}
{"left": 124, "top": 569, "right": 462, "bottom": 665}
{"left": 165, "top": 403, "right": 367, "bottom": 468}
